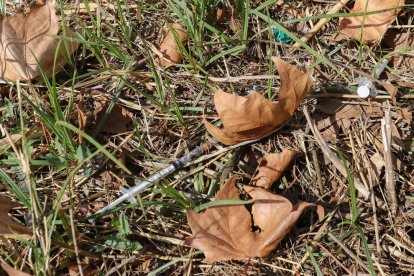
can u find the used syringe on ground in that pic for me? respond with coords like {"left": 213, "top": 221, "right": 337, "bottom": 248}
{"left": 95, "top": 141, "right": 213, "bottom": 215}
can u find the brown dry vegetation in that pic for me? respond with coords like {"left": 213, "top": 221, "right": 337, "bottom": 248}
{"left": 0, "top": 0, "right": 413, "bottom": 275}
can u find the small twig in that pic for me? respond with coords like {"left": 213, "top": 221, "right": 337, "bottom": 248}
{"left": 381, "top": 102, "right": 398, "bottom": 215}
{"left": 313, "top": 241, "right": 353, "bottom": 274}
{"left": 293, "top": 195, "right": 346, "bottom": 274}
{"left": 291, "top": 0, "right": 351, "bottom": 49}
{"left": 396, "top": 228, "right": 414, "bottom": 254}
{"left": 385, "top": 234, "right": 414, "bottom": 257}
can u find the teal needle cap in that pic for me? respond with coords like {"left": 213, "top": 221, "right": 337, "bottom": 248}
{"left": 273, "top": 28, "right": 292, "bottom": 43}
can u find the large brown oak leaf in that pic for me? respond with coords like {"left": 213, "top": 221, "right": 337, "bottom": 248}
{"left": 0, "top": 2, "right": 78, "bottom": 81}
{"left": 186, "top": 176, "right": 320, "bottom": 263}
{"left": 336, "top": 0, "right": 404, "bottom": 42}
{"left": 204, "top": 57, "right": 312, "bottom": 145}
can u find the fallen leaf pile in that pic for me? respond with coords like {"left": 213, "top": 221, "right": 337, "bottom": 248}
{"left": 187, "top": 175, "right": 322, "bottom": 263}
{"left": 336, "top": 0, "right": 404, "bottom": 43}
{"left": 156, "top": 23, "right": 188, "bottom": 67}
{"left": 0, "top": 2, "right": 78, "bottom": 82}
{"left": 0, "top": 196, "right": 30, "bottom": 239}
{"left": 77, "top": 90, "right": 133, "bottom": 139}
{"left": 204, "top": 57, "right": 313, "bottom": 145}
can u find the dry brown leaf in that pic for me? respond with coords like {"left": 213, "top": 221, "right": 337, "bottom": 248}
{"left": 66, "top": 262, "right": 97, "bottom": 276}
{"left": 156, "top": 23, "right": 187, "bottom": 67}
{"left": 204, "top": 57, "right": 312, "bottom": 145}
{"left": 381, "top": 81, "right": 399, "bottom": 105}
{"left": 186, "top": 176, "right": 322, "bottom": 263}
{"left": 370, "top": 152, "right": 385, "bottom": 181}
{"left": 94, "top": 97, "right": 133, "bottom": 134}
{"left": 252, "top": 148, "right": 296, "bottom": 189}
{"left": 216, "top": 8, "right": 227, "bottom": 24}
{"left": 318, "top": 100, "right": 411, "bottom": 121}
{"left": 77, "top": 90, "right": 133, "bottom": 136}
{"left": 1, "top": 263, "right": 31, "bottom": 276}
{"left": 316, "top": 100, "right": 412, "bottom": 140}
{"left": 384, "top": 30, "right": 414, "bottom": 70}
{"left": 316, "top": 103, "right": 359, "bottom": 138}
{"left": 0, "top": 196, "right": 31, "bottom": 239}
{"left": 229, "top": 4, "right": 241, "bottom": 32}
{"left": 206, "top": 6, "right": 228, "bottom": 25}
{"left": 336, "top": 0, "right": 404, "bottom": 42}
{"left": 391, "top": 122, "right": 405, "bottom": 150}
{"left": 0, "top": 2, "right": 79, "bottom": 82}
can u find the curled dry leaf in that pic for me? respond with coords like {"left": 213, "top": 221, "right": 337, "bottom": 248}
{"left": 0, "top": 196, "right": 31, "bottom": 239}
{"left": 77, "top": 90, "right": 133, "bottom": 138}
{"left": 0, "top": 2, "right": 79, "bottom": 82}
{"left": 252, "top": 148, "right": 296, "bottom": 189}
{"left": 204, "top": 57, "right": 312, "bottom": 145}
{"left": 215, "top": 7, "right": 227, "bottom": 24}
{"left": 186, "top": 176, "right": 323, "bottom": 263}
{"left": 384, "top": 30, "right": 414, "bottom": 70}
{"left": 370, "top": 152, "right": 385, "bottom": 183}
{"left": 156, "top": 23, "right": 187, "bottom": 67}
{"left": 206, "top": 1, "right": 239, "bottom": 31}
{"left": 336, "top": 0, "right": 404, "bottom": 42}
{"left": 229, "top": 4, "right": 241, "bottom": 32}
{"left": 381, "top": 81, "right": 399, "bottom": 105}
{"left": 206, "top": 5, "right": 227, "bottom": 25}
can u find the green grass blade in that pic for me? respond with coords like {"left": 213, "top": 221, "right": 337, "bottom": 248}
{"left": 0, "top": 168, "right": 31, "bottom": 207}
{"left": 56, "top": 121, "right": 131, "bottom": 174}
{"left": 337, "top": 148, "right": 359, "bottom": 225}
{"left": 305, "top": 243, "right": 323, "bottom": 276}
{"left": 193, "top": 199, "right": 254, "bottom": 212}
{"left": 356, "top": 225, "right": 377, "bottom": 275}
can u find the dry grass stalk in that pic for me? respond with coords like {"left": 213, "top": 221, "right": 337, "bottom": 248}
{"left": 303, "top": 107, "right": 384, "bottom": 206}
{"left": 381, "top": 103, "right": 398, "bottom": 215}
